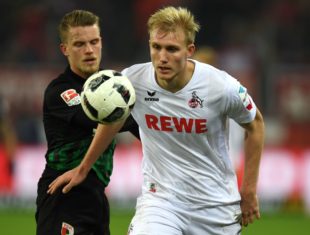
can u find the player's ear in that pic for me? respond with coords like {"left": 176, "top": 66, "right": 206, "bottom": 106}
{"left": 60, "top": 43, "right": 69, "bottom": 56}
{"left": 187, "top": 43, "right": 195, "bottom": 57}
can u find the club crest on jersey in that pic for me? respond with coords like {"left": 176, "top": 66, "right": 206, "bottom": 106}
{"left": 61, "top": 222, "right": 74, "bottom": 235}
{"left": 149, "top": 182, "right": 157, "bottom": 193}
{"left": 188, "top": 91, "right": 204, "bottom": 108}
{"left": 60, "top": 89, "right": 81, "bottom": 106}
{"left": 238, "top": 86, "right": 253, "bottom": 110}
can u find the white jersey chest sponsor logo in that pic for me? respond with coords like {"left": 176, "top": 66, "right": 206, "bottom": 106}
{"left": 145, "top": 114, "right": 208, "bottom": 134}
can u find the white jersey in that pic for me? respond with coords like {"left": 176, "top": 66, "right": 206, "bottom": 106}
{"left": 122, "top": 60, "right": 256, "bottom": 207}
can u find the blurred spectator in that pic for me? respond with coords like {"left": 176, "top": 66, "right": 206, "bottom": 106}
{"left": 0, "top": 95, "right": 17, "bottom": 193}
{"left": 191, "top": 46, "right": 218, "bottom": 67}
{"left": 5, "top": 5, "right": 49, "bottom": 64}
{"left": 131, "top": 0, "right": 180, "bottom": 62}
{"left": 268, "top": 0, "right": 309, "bottom": 63}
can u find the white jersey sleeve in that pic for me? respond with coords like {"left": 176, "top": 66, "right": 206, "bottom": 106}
{"left": 222, "top": 72, "right": 256, "bottom": 124}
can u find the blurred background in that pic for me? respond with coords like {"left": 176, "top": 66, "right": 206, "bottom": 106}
{"left": 0, "top": 0, "right": 309, "bottom": 234}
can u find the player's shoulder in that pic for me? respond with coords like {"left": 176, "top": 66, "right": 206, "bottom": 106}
{"left": 44, "top": 69, "right": 77, "bottom": 102}
{"left": 193, "top": 60, "right": 241, "bottom": 99}
{"left": 124, "top": 62, "right": 152, "bottom": 71}
{"left": 122, "top": 62, "right": 152, "bottom": 78}
{"left": 45, "top": 73, "right": 67, "bottom": 93}
{"left": 193, "top": 60, "right": 233, "bottom": 85}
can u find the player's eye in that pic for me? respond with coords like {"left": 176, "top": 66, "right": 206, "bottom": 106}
{"left": 152, "top": 44, "right": 161, "bottom": 50}
{"left": 166, "top": 46, "right": 178, "bottom": 53}
{"left": 73, "top": 42, "right": 84, "bottom": 47}
{"left": 91, "top": 39, "right": 100, "bottom": 45}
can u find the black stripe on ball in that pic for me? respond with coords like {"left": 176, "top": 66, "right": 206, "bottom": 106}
{"left": 89, "top": 75, "right": 111, "bottom": 92}
{"left": 83, "top": 95, "right": 98, "bottom": 120}
{"left": 113, "top": 83, "right": 130, "bottom": 104}
{"left": 113, "top": 71, "right": 123, "bottom": 76}
{"left": 101, "top": 107, "right": 125, "bottom": 123}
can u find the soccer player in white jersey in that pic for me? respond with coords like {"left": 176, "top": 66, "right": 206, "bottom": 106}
{"left": 48, "top": 6, "right": 265, "bottom": 235}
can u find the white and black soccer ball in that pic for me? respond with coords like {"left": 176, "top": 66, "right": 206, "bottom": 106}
{"left": 81, "top": 70, "right": 135, "bottom": 123}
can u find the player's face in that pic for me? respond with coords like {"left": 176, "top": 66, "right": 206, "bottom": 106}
{"left": 60, "top": 25, "right": 102, "bottom": 78}
{"left": 149, "top": 27, "right": 195, "bottom": 90}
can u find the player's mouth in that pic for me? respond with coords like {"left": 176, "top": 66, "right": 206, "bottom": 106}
{"left": 83, "top": 57, "right": 97, "bottom": 65}
{"left": 157, "top": 66, "right": 171, "bottom": 74}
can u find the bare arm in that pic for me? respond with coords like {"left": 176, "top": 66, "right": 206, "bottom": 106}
{"left": 47, "top": 120, "right": 125, "bottom": 194}
{"left": 78, "top": 121, "right": 124, "bottom": 174}
{"left": 239, "top": 108, "right": 264, "bottom": 226}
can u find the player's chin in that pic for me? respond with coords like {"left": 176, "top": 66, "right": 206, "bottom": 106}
{"left": 157, "top": 73, "right": 174, "bottom": 81}
{"left": 156, "top": 68, "right": 174, "bottom": 79}
{"left": 82, "top": 64, "right": 100, "bottom": 76}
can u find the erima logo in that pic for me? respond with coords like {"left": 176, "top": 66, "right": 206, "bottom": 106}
{"left": 147, "top": 90, "right": 156, "bottom": 96}
{"left": 145, "top": 90, "right": 159, "bottom": 101}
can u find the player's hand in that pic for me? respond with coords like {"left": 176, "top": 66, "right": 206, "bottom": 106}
{"left": 240, "top": 191, "right": 260, "bottom": 227}
{"left": 47, "top": 166, "right": 88, "bottom": 194}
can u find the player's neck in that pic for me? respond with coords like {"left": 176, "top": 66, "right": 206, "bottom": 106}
{"left": 156, "top": 61, "right": 195, "bottom": 93}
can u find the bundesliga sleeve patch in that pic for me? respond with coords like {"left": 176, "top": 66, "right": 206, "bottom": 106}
{"left": 238, "top": 85, "right": 253, "bottom": 111}
{"left": 61, "top": 222, "right": 74, "bottom": 235}
{"left": 60, "top": 89, "right": 81, "bottom": 106}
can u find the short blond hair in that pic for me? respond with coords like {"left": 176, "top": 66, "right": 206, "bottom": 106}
{"left": 147, "top": 6, "right": 200, "bottom": 45}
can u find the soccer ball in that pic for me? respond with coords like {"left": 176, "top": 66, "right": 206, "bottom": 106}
{"left": 81, "top": 70, "right": 135, "bottom": 123}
